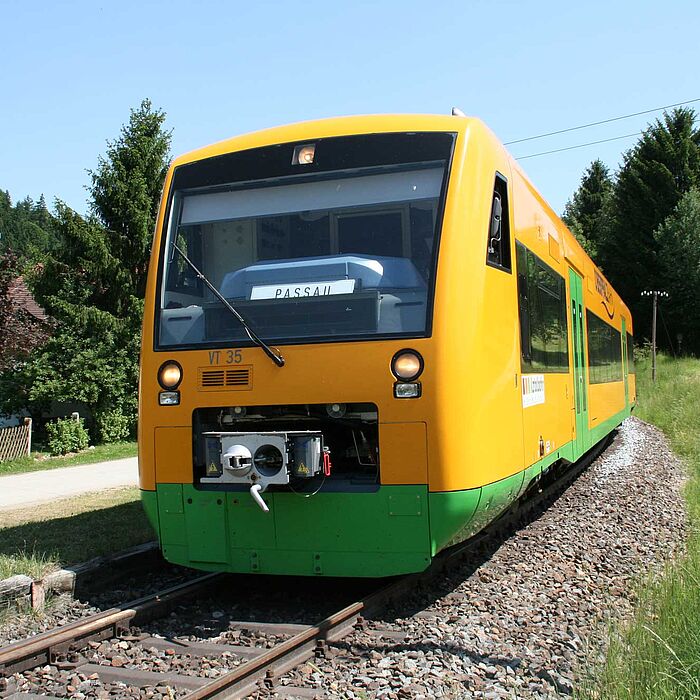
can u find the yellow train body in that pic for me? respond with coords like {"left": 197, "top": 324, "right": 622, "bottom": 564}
{"left": 138, "top": 114, "right": 634, "bottom": 576}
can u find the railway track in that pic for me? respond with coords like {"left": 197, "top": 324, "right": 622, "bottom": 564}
{"left": 0, "top": 439, "right": 608, "bottom": 700}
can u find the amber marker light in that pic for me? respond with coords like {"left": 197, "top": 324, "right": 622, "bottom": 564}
{"left": 293, "top": 143, "right": 316, "bottom": 165}
{"left": 158, "top": 360, "right": 182, "bottom": 390}
{"left": 391, "top": 350, "right": 424, "bottom": 382}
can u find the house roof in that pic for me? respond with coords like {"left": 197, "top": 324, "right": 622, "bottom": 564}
{"left": 8, "top": 277, "right": 48, "bottom": 322}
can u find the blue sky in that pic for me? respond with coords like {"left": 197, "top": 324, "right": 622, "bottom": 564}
{"left": 1, "top": 0, "right": 698, "bottom": 216}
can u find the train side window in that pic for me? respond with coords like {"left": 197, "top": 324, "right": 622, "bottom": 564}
{"left": 516, "top": 241, "right": 569, "bottom": 373}
{"left": 586, "top": 310, "right": 623, "bottom": 383}
{"left": 486, "top": 173, "right": 512, "bottom": 272}
{"left": 516, "top": 244, "right": 531, "bottom": 361}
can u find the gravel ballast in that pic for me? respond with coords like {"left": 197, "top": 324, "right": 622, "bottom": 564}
{"left": 269, "top": 417, "right": 687, "bottom": 698}
{"left": 1, "top": 417, "right": 687, "bottom": 699}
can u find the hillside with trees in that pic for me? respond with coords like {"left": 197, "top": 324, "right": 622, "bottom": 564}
{"left": 0, "top": 193, "right": 62, "bottom": 259}
{"left": 0, "top": 100, "right": 171, "bottom": 442}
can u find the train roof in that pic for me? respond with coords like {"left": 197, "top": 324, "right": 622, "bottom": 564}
{"left": 172, "top": 114, "right": 473, "bottom": 167}
{"left": 170, "top": 113, "right": 632, "bottom": 331}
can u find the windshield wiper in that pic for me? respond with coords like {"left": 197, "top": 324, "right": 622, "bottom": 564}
{"left": 170, "top": 243, "right": 285, "bottom": 367}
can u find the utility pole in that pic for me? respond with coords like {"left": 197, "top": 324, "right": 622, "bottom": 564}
{"left": 640, "top": 290, "right": 668, "bottom": 382}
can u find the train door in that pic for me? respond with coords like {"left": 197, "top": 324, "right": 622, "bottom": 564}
{"left": 621, "top": 317, "right": 629, "bottom": 407}
{"left": 568, "top": 269, "right": 589, "bottom": 457}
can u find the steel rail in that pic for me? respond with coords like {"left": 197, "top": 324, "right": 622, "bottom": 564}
{"left": 188, "top": 582, "right": 397, "bottom": 699}
{"left": 0, "top": 573, "right": 222, "bottom": 676}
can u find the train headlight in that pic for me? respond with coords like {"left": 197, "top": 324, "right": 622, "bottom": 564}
{"left": 394, "top": 382, "right": 421, "bottom": 399}
{"left": 391, "top": 350, "right": 423, "bottom": 382}
{"left": 158, "top": 360, "right": 182, "bottom": 389}
{"left": 159, "top": 391, "right": 180, "bottom": 405}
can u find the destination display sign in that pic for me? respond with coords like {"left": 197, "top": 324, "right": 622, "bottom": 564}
{"left": 250, "top": 279, "right": 356, "bottom": 300}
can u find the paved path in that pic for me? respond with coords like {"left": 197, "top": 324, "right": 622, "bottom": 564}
{"left": 0, "top": 457, "right": 138, "bottom": 510}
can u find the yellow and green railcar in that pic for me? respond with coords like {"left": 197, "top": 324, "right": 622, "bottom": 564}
{"left": 138, "top": 114, "right": 635, "bottom": 577}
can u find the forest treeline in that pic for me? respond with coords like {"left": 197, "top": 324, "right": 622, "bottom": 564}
{"left": 562, "top": 107, "right": 700, "bottom": 353}
{"left": 0, "top": 104, "right": 698, "bottom": 442}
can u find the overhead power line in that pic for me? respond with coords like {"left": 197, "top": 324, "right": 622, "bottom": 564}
{"left": 517, "top": 131, "right": 641, "bottom": 160}
{"left": 505, "top": 98, "right": 700, "bottom": 146}
{"left": 516, "top": 115, "right": 700, "bottom": 160}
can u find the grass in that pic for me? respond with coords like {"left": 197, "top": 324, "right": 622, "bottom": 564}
{"left": 583, "top": 354, "right": 700, "bottom": 700}
{"left": 0, "top": 441, "right": 137, "bottom": 476}
{"left": 0, "top": 487, "right": 154, "bottom": 579}
{"left": 0, "top": 550, "right": 58, "bottom": 581}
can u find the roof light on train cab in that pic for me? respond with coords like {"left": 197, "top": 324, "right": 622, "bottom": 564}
{"left": 391, "top": 350, "right": 424, "bottom": 382}
{"left": 293, "top": 143, "right": 316, "bottom": 165}
{"left": 158, "top": 360, "right": 182, "bottom": 390}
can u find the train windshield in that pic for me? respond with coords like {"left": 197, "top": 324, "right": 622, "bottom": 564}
{"left": 157, "top": 134, "right": 452, "bottom": 349}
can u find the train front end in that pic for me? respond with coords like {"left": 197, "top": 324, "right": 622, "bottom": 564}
{"left": 138, "top": 117, "right": 461, "bottom": 576}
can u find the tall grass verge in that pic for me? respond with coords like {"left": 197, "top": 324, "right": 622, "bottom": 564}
{"left": 584, "top": 354, "right": 700, "bottom": 699}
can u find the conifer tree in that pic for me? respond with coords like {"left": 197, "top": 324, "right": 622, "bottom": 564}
{"left": 654, "top": 188, "right": 700, "bottom": 353}
{"left": 0, "top": 190, "right": 62, "bottom": 258}
{"left": 562, "top": 159, "right": 613, "bottom": 259}
{"left": 89, "top": 99, "right": 171, "bottom": 302}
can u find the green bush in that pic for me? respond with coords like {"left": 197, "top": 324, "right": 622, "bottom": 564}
{"left": 46, "top": 417, "right": 90, "bottom": 456}
{"left": 633, "top": 339, "right": 653, "bottom": 362}
{"left": 95, "top": 408, "right": 132, "bottom": 444}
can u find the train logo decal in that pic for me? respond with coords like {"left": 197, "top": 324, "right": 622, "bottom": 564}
{"left": 594, "top": 270, "right": 615, "bottom": 320}
{"left": 522, "top": 374, "right": 545, "bottom": 408}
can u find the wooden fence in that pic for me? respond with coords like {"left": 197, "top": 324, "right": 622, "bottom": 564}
{"left": 0, "top": 419, "right": 32, "bottom": 462}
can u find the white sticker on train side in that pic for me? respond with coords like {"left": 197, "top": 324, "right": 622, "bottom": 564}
{"left": 250, "top": 279, "right": 355, "bottom": 300}
{"left": 522, "top": 374, "right": 545, "bottom": 408}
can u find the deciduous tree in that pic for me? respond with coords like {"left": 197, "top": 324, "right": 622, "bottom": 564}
{"left": 0, "top": 253, "right": 49, "bottom": 374}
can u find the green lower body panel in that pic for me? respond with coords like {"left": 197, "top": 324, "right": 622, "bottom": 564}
{"left": 154, "top": 484, "right": 432, "bottom": 577}
{"left": 428, "top": 438, "right": 582, "bottom": 555}
{"left": 140, "top": 489, "right": 160, "bottom": 537}
{"left": 428, "top": 488, "right": 482, "bottom": 555}
{"left": 151, "top": 447, "right": 577, "bottom": 577}
{"left": 428, "top": 471, "right": 524, "bottom": 554}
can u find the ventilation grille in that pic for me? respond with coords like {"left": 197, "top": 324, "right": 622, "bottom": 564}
{"left": 198, "top": 366, "right": 252, "bottom": 391}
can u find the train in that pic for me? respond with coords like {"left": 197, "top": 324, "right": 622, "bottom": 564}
{"left": 138, "top": 113, "right": 635, "bottom": 577}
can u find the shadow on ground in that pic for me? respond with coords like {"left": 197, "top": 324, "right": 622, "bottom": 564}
{"left": 0, "top": 501, "right": 154, "bottom": 569}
